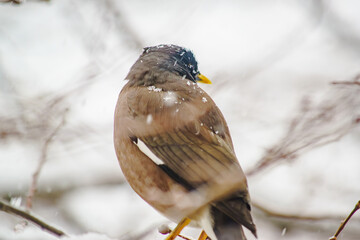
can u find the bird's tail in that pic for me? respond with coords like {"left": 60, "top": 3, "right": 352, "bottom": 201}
{"left": 210, "top": 191, "right": 257, "bottom": 240}
{"left": 211, "top": 206, "right": 247, "bottom": 240}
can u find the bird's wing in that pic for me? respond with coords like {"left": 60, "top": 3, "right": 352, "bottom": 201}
{"left": 120, "top": 81, "right": 248, "bottom": 198}
{"left": 140, "top": 120, "right": 237, "bottom": 186}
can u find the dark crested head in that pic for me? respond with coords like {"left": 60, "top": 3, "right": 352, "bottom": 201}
{"left": 126, "top": 44, "right": 211, "bottom": 86}
{"left": 142, "top": 44, "right": 200, "bottom": 82}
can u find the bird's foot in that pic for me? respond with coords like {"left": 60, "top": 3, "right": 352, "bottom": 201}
{"left": 165, "top": 217, "right": 191, "bottom": 240}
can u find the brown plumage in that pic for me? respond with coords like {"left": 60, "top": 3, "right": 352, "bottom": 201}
{"left": 114, "top": 44, "right": 256, "bottom": 240}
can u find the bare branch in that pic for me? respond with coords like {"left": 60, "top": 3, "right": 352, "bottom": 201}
{"left": 0, "top": 0, "right": 22, "bottom": 3}
{"left": 329, "top": 200, "right": 360, "bottom": 240}
{"left": 247, "top": 79, "right": 360, "bottom": 176}
{"left": 26, "top": 110, "right": 67, "bottom": 210}
{"left": 332, "top": 74, "right": 360, "bottom": 86}
{"left": 0, "top": 0, "right": 49, "bottom": 3}
{"left": 0, "top": 199, "right": 66, "bottom": 237}
{"left": 332, "top": 81, "right": 360, "bottom": 86}
{"left": 253, "top": 202, "right": 343, "bottom": 221}
{"left": 158, "top": 225, "right": 192, "bottom": 240}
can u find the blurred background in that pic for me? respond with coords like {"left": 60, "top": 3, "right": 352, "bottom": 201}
{"left": 0, "top": 0, "right": 360, "bottom": 239}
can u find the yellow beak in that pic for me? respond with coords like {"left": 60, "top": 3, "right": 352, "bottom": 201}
{"left": 197, "top": 74, "right": 212, "bottom": 84}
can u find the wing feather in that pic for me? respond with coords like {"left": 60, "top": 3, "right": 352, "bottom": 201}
{"left": 122, "top": 80, "right": 248, "bottom": 197}
{"left": 141, "top": 125, "right": 240, "bottom": 186}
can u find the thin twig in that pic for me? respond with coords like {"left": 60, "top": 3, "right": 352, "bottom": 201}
{"left": 329, "top": 200, "right": 360, "bottom": 240}
{"left": 158, "top": 225, "right": 193, "bottom": 240}
{"left": 26, "top": 111, "right": 67, "bottom": 210}
{"left": 253, "top": 202, "right": 343, "bottom": 221}
{"left": 246, "top": 81, "right": 360, "bottom": 177}
{"left": 0, "top": 0, "right": 49, "bottom": 3}
{"left": 0, "top": 0, "right": 22, "bottom": 3}
{"left": 178, "top": 234, "right": 193, "bottom": 240}
{"left": 0, "top": 200, "right": 66, "bottom": 237}
{"left": 332, "top": 81, "right": 360, "bottom": 86}
{"left": 332, "top": 74, "right": 360, "bottom": 86}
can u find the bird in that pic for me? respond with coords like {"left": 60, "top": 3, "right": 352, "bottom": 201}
{"left": 114, "top": 44, "right": 257, "bottom": 240}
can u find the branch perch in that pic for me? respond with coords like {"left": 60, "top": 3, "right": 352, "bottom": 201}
{"left": 253, "top": 202, "right": 343, "bottom": 221}
{"left": 332, "top": 74, "right": 360, "bottom": 86}
{"left": 247, "top": 78, "right": 360, "bottom": 177}
{"left": 0, "top": 200, "right": 66, "bottom": 237}
{"left": 158, "top": 225, "right": 193, "bottom": 240}
{"left": 329, "top": 200, "right": 360, "bottom": 240}
{"left": 26, "top": 111, "right": 67, "bottom": 210}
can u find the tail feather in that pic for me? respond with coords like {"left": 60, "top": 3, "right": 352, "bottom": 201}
{"left": 210, "top": 191, "right": 257, "bottom": 239}
{"left": 211, "top": 206, "right": 247, "bottom": 240}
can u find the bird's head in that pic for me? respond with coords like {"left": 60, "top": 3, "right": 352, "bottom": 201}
{"left": 126, "top": 44, "right": 211, "bottom": 85}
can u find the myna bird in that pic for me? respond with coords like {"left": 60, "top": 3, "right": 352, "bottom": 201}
{"left": 114, "top": 44, "right": 257, "bottom": 240}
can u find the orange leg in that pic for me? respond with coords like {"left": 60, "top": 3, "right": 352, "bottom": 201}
{"left": 165, "top": 218, "right": 191, "bottom": 240}
{"left": 198, "top": 230, "right": 208, "bottom": 240}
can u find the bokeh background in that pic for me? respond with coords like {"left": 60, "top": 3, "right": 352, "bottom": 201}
{"left": 1, "top": 0, "right": 360, "bottom": 239}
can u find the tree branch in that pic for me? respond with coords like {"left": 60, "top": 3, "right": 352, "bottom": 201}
{"left": 247, "top": 79, "right": 360, "bottom": 177}
{"left": 332, "top": 74, "right": 360, "bottom": 86}
{"left": 158, "top": 225, "right": 193, "bottom": 240}
{"left": 253, "top": 202, "right": 343, "bottom": 221}
{"left": 332, "top": 81, "right": 360, "bottom": 86}
{"left": 0, "top": 0, "right": 49, "bottom": 3}
{"left": 26, "top": 111, "right": 67, "bottom": 210}
{"left": 329, "top": 200, "right": 360, "bottom": 240}
{"left": 0, "top": 199, "right": 66, "bottom": 237}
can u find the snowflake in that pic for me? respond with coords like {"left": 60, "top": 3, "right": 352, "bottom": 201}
{"left": 147, "top": 86, "right": 162, "bottom": 92}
